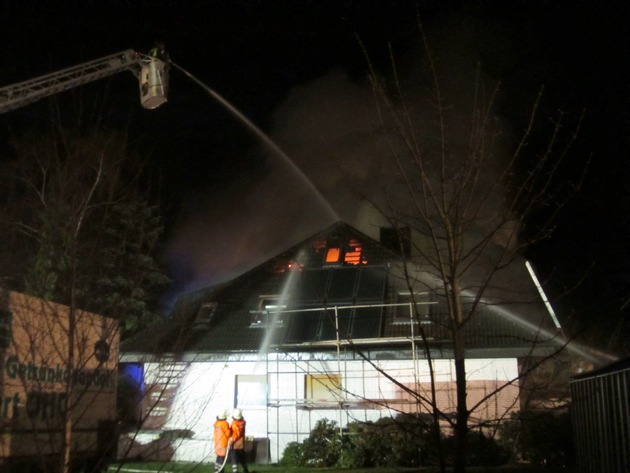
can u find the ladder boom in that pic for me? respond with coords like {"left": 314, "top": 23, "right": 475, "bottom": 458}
{"left": 0, "top": 50, "right": 142, "bottom": 114}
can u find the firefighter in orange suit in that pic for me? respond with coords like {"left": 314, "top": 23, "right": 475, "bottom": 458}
{"left": 230, "top": 408, "right": 250, "bottom": 473}
{"left": 214, "top": 410, "right": 232, "bottom": 473}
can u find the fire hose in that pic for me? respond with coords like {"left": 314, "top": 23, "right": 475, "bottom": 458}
{"left": 216, "top": 441, "right": 232, "bottom": 473}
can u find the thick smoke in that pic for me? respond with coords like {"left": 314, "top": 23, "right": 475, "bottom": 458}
{"left": 164, "top": 21, "right": 516, "bottom": 294}
{"left": 267, "top": 32, "right": 516, "bottom": 247}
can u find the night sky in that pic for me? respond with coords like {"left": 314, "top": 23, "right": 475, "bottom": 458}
{"left": 1, "top": 1, "right": 629, "bottom": 354}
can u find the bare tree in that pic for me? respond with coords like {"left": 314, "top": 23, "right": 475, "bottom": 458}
{"left": 0, "top": 121, "right": 169, "bottom": 337}
{"left": 358, "top": 21, "right": 585, "bottom": 472}
{"left": 0, "top": 114, "right": 169, "bottom": 472}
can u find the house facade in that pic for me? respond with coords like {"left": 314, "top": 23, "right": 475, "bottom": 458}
{"left": 120, "top": 222, "right": 560, "bottom": 463}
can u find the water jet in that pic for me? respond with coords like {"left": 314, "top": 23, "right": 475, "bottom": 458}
{"left": 171, "top": 62, "right": 339, "bottom": 221}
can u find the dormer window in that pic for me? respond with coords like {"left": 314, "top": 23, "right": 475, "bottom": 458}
{"left": 250, "top": 295, "right": 287, "bottom": 327}
{"left": 192, "top": 302, "right": 218, "bottom": 330}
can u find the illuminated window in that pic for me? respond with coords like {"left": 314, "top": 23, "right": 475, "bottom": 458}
{"left": 325, "top": 247, "right": 341, "bottom": 263}
{"left": 306, "top": 373, "right": 342, "bottom": 403}
{"left": 324, "top": 238, "right": 365, "bottom": 265}
{"left": 236, "top": 375, "right": 267, "bottom": 407}
{"left": 343, "top": 239, "right": 363, "bottom": 265}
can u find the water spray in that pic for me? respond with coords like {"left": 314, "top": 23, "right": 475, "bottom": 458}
{"left": 458, "top": 262, "right": 618, "bottom": 366}
{"left": 170, "top": 62, "right": 339, "bottom": 221}
{"left": 256, "top": 250, "right": 306, "bottom": 363}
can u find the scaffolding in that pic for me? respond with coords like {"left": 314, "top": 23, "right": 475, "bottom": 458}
{"left": 262, "top": 300, "right": 441, "bottom": 461}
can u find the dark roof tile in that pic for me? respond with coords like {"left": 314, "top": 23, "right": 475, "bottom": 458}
{"left": 123, "top": 222, "right": 559, "bottom": 356}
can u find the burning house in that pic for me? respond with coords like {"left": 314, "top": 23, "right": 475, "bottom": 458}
{"left": 120, "top": 221, "right": 562, "bottom": 463}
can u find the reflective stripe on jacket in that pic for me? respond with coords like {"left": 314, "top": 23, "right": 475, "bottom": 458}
{"left": 230, "top": 419, "right": 246, "bottom": 450}
{"left": 214, "top": 419, "right": 231, "bottom": 456}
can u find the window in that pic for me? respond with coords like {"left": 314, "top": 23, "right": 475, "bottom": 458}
{"left": 324, "top": 238, "right": 365, "bottom": 266}
{"left": 380, "top": 226, "right": 411, "bottom": 257}
{"left": 392, "top": 291, "right": 433, "bottom": 325}
{"left": 351, "top": 307, "right": 382, "bottom": 338}
{"left": 285, "top": 266, "right": 386, "bottom": 342}
{"left": 235, "top": 375, "right": 267, "bottom": 407}
{"left": 192, "top": 302, "right": 217, "bottom": 330}
{"left": 356, "top": 266, "right": 387, "bottom": 300}
{"left": 285, "top": 309, "right": 323, "bottom": 342}
{"left": 250, "top": 295, "right": 287, "bottom": 327}
{"left": 327, "top": 268, "right": 357, "bottom": 300}
{"left": 250, "top": 311, "right": 285, "bottom": 327}
{"left": 325, "top": 246, "right": 341, "bottom": 263}
{"left": 343, "top": 239, "right": 363, "bottom": 265}
{"left": 258, "top": 295, "right": 287, "bottom": 312}
{"left": 296, "top": 269, "right": 328, "bottom": 302}
{"left": 306, "top": 373, "right": 342, "bottom": 404}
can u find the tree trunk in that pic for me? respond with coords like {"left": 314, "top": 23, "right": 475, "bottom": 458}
{"left": 61, "top": 271, "right": 77, "bottom": 473}
{"left": 452, "top": 279, "right": 468, "bottom": 473}
{"left": 453, "top": 354, "right": 468, "bottom": 473}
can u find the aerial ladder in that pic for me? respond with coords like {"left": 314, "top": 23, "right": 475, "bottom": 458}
{"left": 0, "top": 49, "right": 169, "bottom": 114}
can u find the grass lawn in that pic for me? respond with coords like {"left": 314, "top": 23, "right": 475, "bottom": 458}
{"left": 106, "top": 462, "right": 576, "bottom": 473}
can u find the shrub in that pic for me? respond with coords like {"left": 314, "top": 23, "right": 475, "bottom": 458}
{"left": 279, "top": 441, "right": 305, "bottom": 467}
{"left": 330, "top": 413, "right": 436, "bottom": 468}
{"left": 498, "top": 410, "right": 575, "bottom": 467}
{"left": 442, "top": 430, "right": 511, "bottom": 467}
{"left": 279, "top": 414, "right": 438, "bottom": 469}
{"left": 279, "top": 419, "right": 342, "bottom": 467}
{"left": 496, "top": 412, "right": 522, "bottom": 462}
{"left": 301, "top": 419, "right": 342, "bottom": 467}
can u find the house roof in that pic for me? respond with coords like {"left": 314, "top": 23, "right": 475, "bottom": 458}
{"left": 123, "top": 222, "right": 561, "bottom": 359}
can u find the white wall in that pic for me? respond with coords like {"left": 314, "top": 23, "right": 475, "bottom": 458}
{"left": 137, "top": 355, "right": 520, "bottom": 463}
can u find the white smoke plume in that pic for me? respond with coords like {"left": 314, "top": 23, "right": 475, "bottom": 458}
{"left": 164, "top": 20, "right": 516, "bottom": 293}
